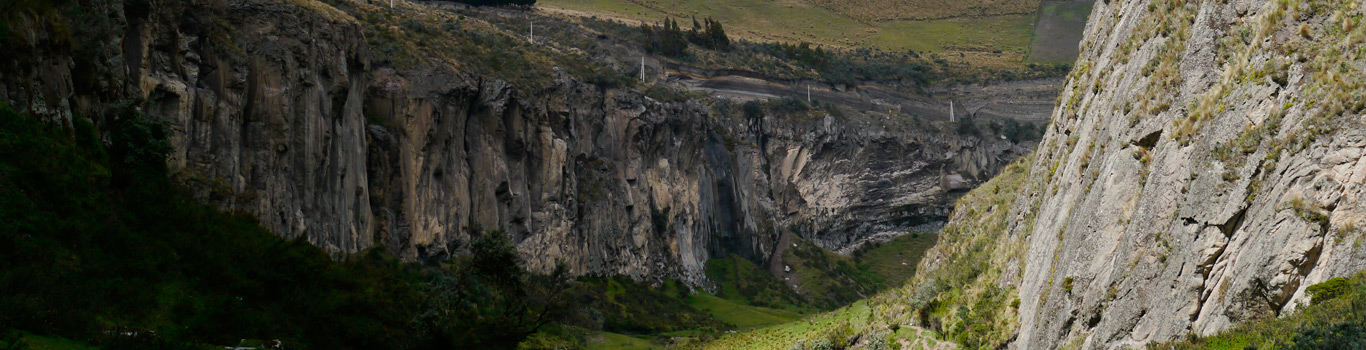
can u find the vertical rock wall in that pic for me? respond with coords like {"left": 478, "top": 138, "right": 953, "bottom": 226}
{"left": 906, "top": 0, "right": 1366, "bottom": 347}
{"left": 1, "top": 0, "right": 1030, "bottom": 282}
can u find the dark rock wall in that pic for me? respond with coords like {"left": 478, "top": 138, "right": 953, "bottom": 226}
{"left": 2, "top": 0, "right": 1028, "bottom": 282}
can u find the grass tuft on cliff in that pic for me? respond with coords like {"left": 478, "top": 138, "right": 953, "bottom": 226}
{"left": 1151, "top": 273, "right": 1366, "bottom": 350}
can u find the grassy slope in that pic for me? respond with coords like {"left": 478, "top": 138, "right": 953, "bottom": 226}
{"left": 0, "top": 331, "right": 99, "bottom": 350}
{"left": 677, "top": 234, "right": 946, "bottom": 349}
{"left": 696, "top": 155, "right": 1037, "bottom": 349}
{"left": 853, "top": 233, "right": 940, "bottom": 291}
{"left": 693, "top": 300, "right": 955, "bottom": 350}
{"left": 696, "top": 301, "right": 874, "bottom": 350}
{"left": 586, "top": 332, "right": 659, "bottom": 350}
{"left": 573, "top": 277, "right": 724, "bottom": 334}
{"left": 808, "top": 0, "right": 1039, "bottom": 22}
{"left": 784, "top": 238, "right": 880, "bottom": 310}
{"left": 688, "top": 294, "right": 803, "bottom": 330}
{"left": 1153, "top": 274, "right": 1366, "bottom": 350}
{"left": 541, "top": 0, "right": 1037, "bottom": 55}
{"left": 879, "top": 155, "right": 1039, "bottom": 349}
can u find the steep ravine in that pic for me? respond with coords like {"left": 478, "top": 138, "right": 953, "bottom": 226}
{"left": 1, "top": 0, "right": 1031, "bottom": 283}
{"left": 899, "top": 0, "right": 1366, "bottom": 348}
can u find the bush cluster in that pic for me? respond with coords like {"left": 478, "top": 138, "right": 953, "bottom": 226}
{"left": 641, "top": 17, "right": 731, "bottom": 58}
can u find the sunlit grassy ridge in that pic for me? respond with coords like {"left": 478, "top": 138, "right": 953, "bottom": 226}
{"left": 689, "top": 300, "right": 957, "bottom": 350}
{"left": 693, "top": 301, "right": 876, "bottom": 350}
{"left": 542, "top": 0, "right": 1037, "bottom": 54}
{"left": 873, "top": 155, "right": 1038, "bottom": 349}
{"left": 688, "top": 294, "right": 803, "bottom": 330}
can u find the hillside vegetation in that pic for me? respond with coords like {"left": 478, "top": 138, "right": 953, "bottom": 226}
{"left": 0, "top": 102, "right": 806, "bottom": 349}
{"left": 542, "top": 0, "right": 1092, "bottom": 71}
{"left": 541, "top": 0, "right": 1038, "bottom": 55}
{"left": 1154, "top": 274, "right": 1366, "bottom": 350}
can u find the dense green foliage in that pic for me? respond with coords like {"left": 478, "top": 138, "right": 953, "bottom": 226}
{"left": 705, "top": 256, "right": 806, "bottom": 311}
{"left": 1307, "top": 277, "right": 1351, "bottom": 305}
{"left": 0, "top": 105, "right": 410, "bottom": 349}
{"left": 572, "top": 277, "right": 721, "bottom": 334}
{"left": 1153, "top": 273, "right": 1366, "bottom": 350}
{"left": 641, "top": 18, "right": 692, "bottom": 58}
{"left": 784, "top": 239, "right": 878, "bottom": 310}
{"left": 641, "top": 16, "right": 731, "bottom": 58}
{"left": 0, "top": 106, "right": 582, "bottom": 349}
{"left": 685, "top": 17, "right": 730, "bottom": 51}
{"left": 0, "top": 102, "right": 855, "bottom": 350}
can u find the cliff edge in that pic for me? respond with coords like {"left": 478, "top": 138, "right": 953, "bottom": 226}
{"left": 895, "top": 0, "right": 1366, "bottom": 348}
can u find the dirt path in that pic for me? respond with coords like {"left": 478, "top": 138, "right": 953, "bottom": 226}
{"left": 768, "top": 229, "right": 800, "bottom": 291}
{"left": 898, "top": 327, "right": 959, "bottom": 350}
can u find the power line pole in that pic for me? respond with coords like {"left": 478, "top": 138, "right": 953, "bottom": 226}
{"left": 640, "top": 57, "right": 646, "bottom": 82}
{"left": 529, "top": 21, "right": 534, "bottom": 43}
{"left": 806, "top": 85, "right": 811, "bottom": 103}
{"left": 950, "top": 100, "right": 955, "bottom": 122}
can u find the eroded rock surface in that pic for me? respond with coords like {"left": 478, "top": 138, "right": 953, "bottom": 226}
{"left": 906, "top": 0, "right": 1366, "bottom": 348}
{"left": 1, "top": 0, "right": 1031, "bottom": 282}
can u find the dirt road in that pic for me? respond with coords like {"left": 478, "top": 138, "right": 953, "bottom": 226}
{"left": 669, "top": 68, "right": 1060, "bottom": 123}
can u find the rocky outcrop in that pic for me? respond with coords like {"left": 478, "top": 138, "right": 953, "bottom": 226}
{"left": 906, "top": 0, "right": 1366, "bottom": 348}
{"left": 1, "top": 0, "right": 1029, "bottom": 282}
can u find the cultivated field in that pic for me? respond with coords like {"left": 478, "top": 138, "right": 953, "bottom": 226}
{"left": 809, "top": 0, "right": 1040, "bottom": 21}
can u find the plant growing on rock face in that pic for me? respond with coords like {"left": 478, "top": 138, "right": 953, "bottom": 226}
{"left": 1286, "top": 196, "right": 1331, "bottom": 229}
{"left": 1306, "top": 277, "right": 1351, "bottom": 305}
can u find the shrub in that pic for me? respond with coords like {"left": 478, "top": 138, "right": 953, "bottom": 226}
{"left": 1307, "top": 277, "right": 1352, "bottom": 305}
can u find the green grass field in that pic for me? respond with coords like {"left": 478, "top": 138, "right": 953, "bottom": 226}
{"left": 0, "top": 331, "right": 98, "bottom": 350}
{"left": 687, "top": 293, "right": 804, "bottom": 330}
{"left": 586, "top": 331, "right": 660, "bottom": 350}
{"left": 696, "top": 300, "right": 874, "bottom": 349}
{"left": 854, "top": 233, "right": 940, "bottom": 290}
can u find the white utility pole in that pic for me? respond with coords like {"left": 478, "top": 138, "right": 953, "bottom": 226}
{"left": 529, "top": 22, "right": 534, "bottom": 43}
{"left": 806, "top": 85, "right": 811, "bottom": 102}
{"left": 640, "top": 57, "right": 646, "bottom": 82}
{"left": 950, "top": 100, "right": 955, "bottom": 122}
{"left": 389, "top": 0, "right": 393, "bottom": 8}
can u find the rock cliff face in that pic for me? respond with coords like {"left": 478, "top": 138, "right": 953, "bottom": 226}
{"left": 909, "top": 0, "right": 1366, "bottom": 348}
{"left": 1, "top": 0, "right": 1029, "bottom": 281}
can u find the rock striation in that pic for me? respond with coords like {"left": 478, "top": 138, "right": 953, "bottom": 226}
{"left": 906, "top": 0, "right": 1366, "bottom": 348}
{"left": 1, "top": 0, "right": 1030, "bottom": 282}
